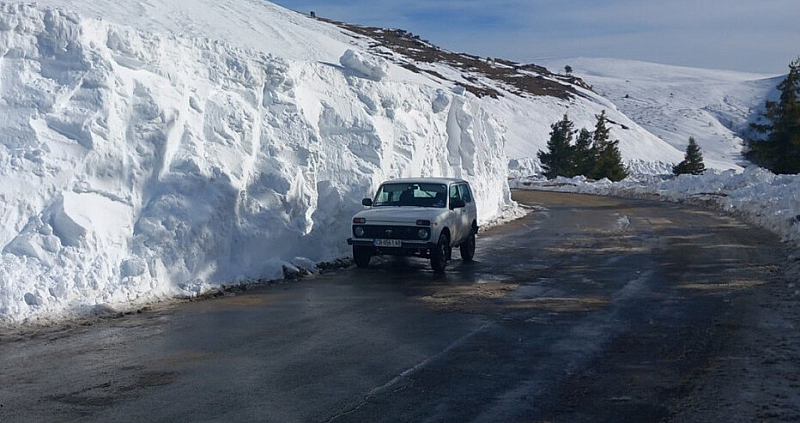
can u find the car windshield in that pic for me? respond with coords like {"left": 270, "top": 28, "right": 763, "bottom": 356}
{"left": 373, "top": 183, "right": 447, "bottom": 208}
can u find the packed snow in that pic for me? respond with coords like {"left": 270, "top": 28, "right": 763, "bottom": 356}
{"left": 339, "top": 49, "right": 388, "bottom": 81}
{"left": 15, "top": 0, "right": 357, "bottom": 63}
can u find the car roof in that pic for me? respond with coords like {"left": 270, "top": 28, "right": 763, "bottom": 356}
{"left": 380, "top": 177, "right": 468, "bottom": 185}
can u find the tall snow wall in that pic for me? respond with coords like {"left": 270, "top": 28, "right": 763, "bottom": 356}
{"left": 0, "top": 4, "right": 509, "bottom": 323}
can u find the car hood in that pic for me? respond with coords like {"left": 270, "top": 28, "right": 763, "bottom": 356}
{"left": 354, "top": 207, "right": 446, "bottom": 224}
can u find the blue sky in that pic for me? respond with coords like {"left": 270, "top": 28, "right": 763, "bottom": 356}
{"left": 270, "top": 0, "right": 800, "bottom": 74}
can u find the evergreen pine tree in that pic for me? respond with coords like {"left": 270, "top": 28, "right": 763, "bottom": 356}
{"left": 589, "top": 111, "right": 628, "bottom": 181}
{"left": 573, "top": 128, "right": 596, "bottom": 177}
{"left": 748, "top": 59, "right": 800, "bottom": 174}
{"left": 673, "top": 137, "right": 706, "bottom": 175}
{"left": 538, "top": 114, "right": 576, "bottom": 179}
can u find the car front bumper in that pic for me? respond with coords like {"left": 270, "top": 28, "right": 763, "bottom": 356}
{"left": 347, "top": 238, "right": 436, "bottom": 249}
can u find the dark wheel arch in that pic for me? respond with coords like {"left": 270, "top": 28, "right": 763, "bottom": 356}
{"left": 353, "top": 245, "right": 372, "bottom": 268}
{"left": 460, "top": 228, "right": 476, "bottom": 262}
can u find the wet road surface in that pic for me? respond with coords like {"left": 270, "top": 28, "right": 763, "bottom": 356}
{"left": 1, "top": 190, "right": 797, "bottom": 422}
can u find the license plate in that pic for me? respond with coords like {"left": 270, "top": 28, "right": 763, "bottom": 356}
{"left": 374, "top": 239, "right": 402, "bottom": 248}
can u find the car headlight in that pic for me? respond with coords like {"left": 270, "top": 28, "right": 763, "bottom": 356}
{"left": 354, "top": 226, "right": 365, "bottom": 237}
{"left": 418, "top": 228, "right": 429, "bottom": 239}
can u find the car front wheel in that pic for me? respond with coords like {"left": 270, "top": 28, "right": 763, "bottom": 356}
{"left": 431, "top": 233, "right": 449, "bottom": 273}
{"left": 460, "top": 230, "right": 475, "bottom": 262}
{"left": 353, "top": 246, "right": 372, "bottom": 268}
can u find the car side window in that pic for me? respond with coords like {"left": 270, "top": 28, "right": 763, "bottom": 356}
{"left": 458, "top": 184, "right": 472, "bottom": 203}
{"left": 449, "top": 185, "right": 460, "bottom": 203}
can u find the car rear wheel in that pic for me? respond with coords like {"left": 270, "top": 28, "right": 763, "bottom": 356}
{"left": 460, "top": 230, "right": 475, "bottom": 262}
{"left": 431, "top": 233, "right": 449, "bottom": 273}
{"left": 353, "top": 246, "right": 371, "bottom": 268}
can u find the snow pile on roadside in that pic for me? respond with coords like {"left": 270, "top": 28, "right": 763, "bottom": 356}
{"left": 0, "top": 3, "right": 510, "bottom": 324}
{"left": 511, "top": 167, "right": 800, "bottom": 247}
{"left": 479, "top": 203, "right": 530, "bottom": 233}
{"left": 509, "top": 156, "right": 676, "bottom": 181}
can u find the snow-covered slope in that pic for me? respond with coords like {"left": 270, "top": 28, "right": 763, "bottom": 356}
{"left": 0, "top": 1, "right": 695, "bottom": 324}
{"left": 321, "top": 24, "right": 686, "bottom": 175}
{"left": 485, "top": 87, "right": 683, "bottom": 176}
{"left": 540, "top": 58, "right": 781, "bottom": 171}
{"left": 23, "top": 0, "right": 356, "bottom": 63}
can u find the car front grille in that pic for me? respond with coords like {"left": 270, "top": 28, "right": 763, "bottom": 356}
{"left": 355, "top": 225, "right": 425, "bottom": 240}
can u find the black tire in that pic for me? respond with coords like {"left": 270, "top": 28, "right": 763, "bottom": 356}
{"left": 353, "top": 246, "right": 371, "bottom": 268}
{"left": 460, "top": 230, "right": 475, "bottom": 262}
{"left": 431, "top": 233, "right": 449, "bottom": 273}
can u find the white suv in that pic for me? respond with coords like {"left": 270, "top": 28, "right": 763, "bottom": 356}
{"left": 347, "top": 178, "right": 478, "bottom": 273}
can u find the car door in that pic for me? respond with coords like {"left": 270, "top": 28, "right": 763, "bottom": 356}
{"left": 457, "top": 183, "right": 474, "bottom": 235}
{"left": 448, "top": 184, "right": 462, "bottom": 243}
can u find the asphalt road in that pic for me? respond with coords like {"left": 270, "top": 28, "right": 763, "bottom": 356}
{"left": 1, "top": 190, "right": 798, "bottom": 422}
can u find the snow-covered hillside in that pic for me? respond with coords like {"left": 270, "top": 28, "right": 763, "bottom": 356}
{"left": 0, "top": 1, "right": 720, "bottom": 324}
{"left": 320, "top": 24, "right": 687, "bottom": 174}
{"left": 540, "top": 58, "right": 781, "bottom": 171}
{"left": 19, "top": 0, "right": 356, "bottom": 63}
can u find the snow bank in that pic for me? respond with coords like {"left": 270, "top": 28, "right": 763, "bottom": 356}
{"left": 511, "top": 167, "right": 800, "bottom": 248}
{"left": 0, "top": 3, "right": 509, "bottom": 324}
{"left": 339, "top": 49, "right": 388, "bottom": 81}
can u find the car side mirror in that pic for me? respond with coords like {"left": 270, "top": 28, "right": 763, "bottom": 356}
{"left": 362, "top": 198, "right": 373, "bottom": 207}
{"left": 450, "top": 199, "right": 466, "bottom": 209}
